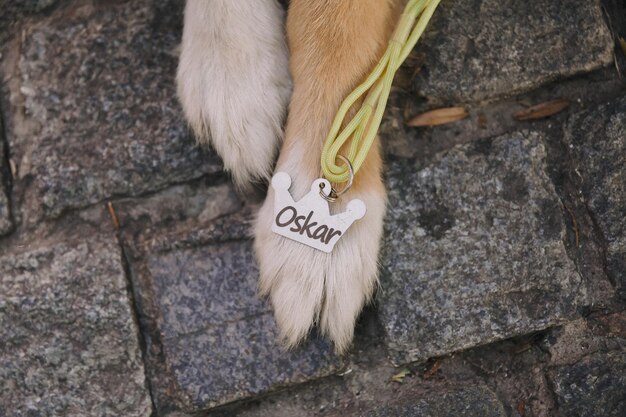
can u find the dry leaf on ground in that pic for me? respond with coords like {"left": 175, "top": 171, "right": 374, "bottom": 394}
{"left": 513, "top": 99, "right": 570, "bottom": 121}
{"left": 408, "top": 107, "right": 468, "bottom": 127}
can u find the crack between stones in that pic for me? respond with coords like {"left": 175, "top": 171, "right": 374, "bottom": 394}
{"left": 40, "top": 170, "right": 230, "bottom": 227}
{"left": 0, "top": 75, "right": 15, "bottom": 236}
{"left": 600, "top": 0, "right": 625, "bottom": 79}
{"left": 540, "top": 110, "right": 615, "bottom": 309}
{"left": 0, "top": 40, "right": 17, "bottom": 235}
{"left": 116, "top": 233, "right": 159, "bottom": 417}
{"left": 582, "top": 201, "right": 615, "bottom": 291}
{"left": 390, "top": 67, "right": 622, "bottom": 169}
{"left": 556, "top": 115, "right": 616, "bottom": 296}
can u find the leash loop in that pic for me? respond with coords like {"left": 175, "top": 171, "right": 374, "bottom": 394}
{"left": 319, "top": 155, "right": 354, "bottom": 202}
{"left": 320, "top": 0, "right": 442, "bottom": 185}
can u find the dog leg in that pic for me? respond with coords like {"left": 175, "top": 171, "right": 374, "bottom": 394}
{"left": 255, "top": 0, "right": 399, "bottom": 352}
{"left": 177, "top": 0, "right": 291, "bottom": 189}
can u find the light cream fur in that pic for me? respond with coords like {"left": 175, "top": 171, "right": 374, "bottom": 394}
{"left": 176, "top": 0, "right": 291, "bottom": 189}
{"left": 178, "top": 0, "right": 401, "bottom": 353}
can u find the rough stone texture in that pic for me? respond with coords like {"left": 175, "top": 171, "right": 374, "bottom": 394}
{"left": 0, "top": 0, "right": 60, "bottom": 44}
{"left": 463, "top": 312, "right": 626, "bottom": 417}
{"left": 0, "top": 227, "right": 151, "bottom": 416}
{"left": 363, "top": 385, "right": 506, "bottom": 417}
{"left": 128, "top": 211, "right": 344, "bottom": 413}
{"left": 6, "top": 0, "right": 219, "bottom": 221}
{"left": 411, "top": 0, "right": 613, "bottom": 103}
{"left": 545, "top": 312, "right": 626, "bottom": 417}
{"left": 564, "top": 97, "right": 626, "bottom": 296}
{"left": 551, "top": 351, "right": 626, "bottom": 417}
{"left": 547, "top": 312, "right": 626, "bottom": 366}
{"left": 379, "top": 131, "right": 586, "bottom": 364}
{"left": 112, "top": 181, "right": 242, "bottom": 230}
{"left": 0, "top": 115, "right": 12, "bottom": 235}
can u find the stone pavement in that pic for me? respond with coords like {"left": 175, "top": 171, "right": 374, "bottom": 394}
{"left": 0, "top": 0, "right": 625, "bottom": 416}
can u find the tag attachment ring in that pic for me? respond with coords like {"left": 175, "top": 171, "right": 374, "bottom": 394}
{"left": 319, "top": 155, "right": 354, "bottom": 203}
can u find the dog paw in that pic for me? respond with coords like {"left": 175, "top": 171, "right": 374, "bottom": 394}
{"left": 176, "top": 0, "right": 291, "bottom": 189}
{"left": 254, "top": 172, "right": 386, "bottom": 353}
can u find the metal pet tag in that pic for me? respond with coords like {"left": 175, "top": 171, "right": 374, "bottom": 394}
{"left": 270, "top": 172, "right": 366, "bottom": 253}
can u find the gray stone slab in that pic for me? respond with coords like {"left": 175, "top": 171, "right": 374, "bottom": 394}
{"left": 551, "top": 351, "right": 626, "bottom": 417}
{"left": 412, "top": 0, "right": 613, "bottom": 103}
{"left": 364, "top": 385, "right": 506, "bottom": 417}
{"left": 128, "top": 212, "right": 344, "bottom": 412}
{"left": 564, "top": 97, "right": 626, "bottom": 296}
{"left": 379, "top": 131, "right": 586, "bottom": 364}
{"left": 0, "top": 228, "right": 151, "bottom": 416}
{"left": 7, "top": 0, "right": 219, "bottom": 221}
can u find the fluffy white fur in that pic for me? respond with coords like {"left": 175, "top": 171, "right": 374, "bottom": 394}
{"left": 176, "top": 0, "right": 291, "bottom": 189}
{"left": 255, "top": 159, "right": 386, "bottom": 353}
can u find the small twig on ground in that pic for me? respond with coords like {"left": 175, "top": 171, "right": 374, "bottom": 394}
{"left": 107, "top": 201, "right": 120, "bottom": 231}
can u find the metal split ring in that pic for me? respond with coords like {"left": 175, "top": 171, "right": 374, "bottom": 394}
{"left": 319, "top": 155, "right": 354, "bottom": 203}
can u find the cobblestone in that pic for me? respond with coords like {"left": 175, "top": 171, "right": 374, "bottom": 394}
{"left": 3, "top": 0, "right": 219, "bottom": 223}
{"left": 0, "top": 225, "right": 151, "bottom": 416}
{"left": 379, "top": 131, "right": 586, "bottom": 364}
{"left": 127, "top": 211, "right": 344, "bottom": 412}
{"left": 413, "top": 0, "right": 613, "bottom": 103}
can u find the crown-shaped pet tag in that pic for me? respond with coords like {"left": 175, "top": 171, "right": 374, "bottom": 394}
{"left": 270, "top": 172, "right": 366, "bottom": 253}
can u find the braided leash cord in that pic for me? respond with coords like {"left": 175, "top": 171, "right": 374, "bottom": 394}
{"left": 320, "top": 0, "right": 442, "bottom": 184}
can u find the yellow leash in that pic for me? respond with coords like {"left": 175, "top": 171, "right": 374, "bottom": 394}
{"left": 320, "top": 0, "right": 442, "bottom": 185}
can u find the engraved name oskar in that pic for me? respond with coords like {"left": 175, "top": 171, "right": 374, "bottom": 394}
{"left": 271, "top": 172, "right": 366, "bottom": 253}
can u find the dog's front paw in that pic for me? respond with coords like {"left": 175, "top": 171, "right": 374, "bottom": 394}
{"left": 254, "top": 173, "right": 386, "bottom": 353}
{"left": 176, "top": 0, "right": 291, "bottom": 189}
